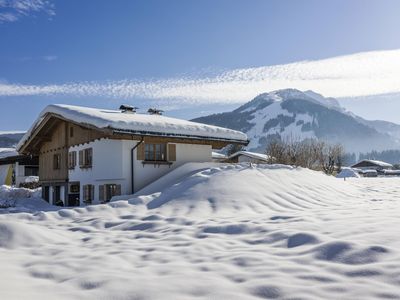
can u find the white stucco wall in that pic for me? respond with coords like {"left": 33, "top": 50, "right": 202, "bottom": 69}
{"left": 69, "top": 139, "right": 130, "bottom": 205}
{"left": 68, "top": 138, "right": 212, "bottom": 205}
{"left": 133, "top": 142, "right": 211, "bottom": 192}
{"left": 14, "top": 163, "right": 31, "bottom": 186}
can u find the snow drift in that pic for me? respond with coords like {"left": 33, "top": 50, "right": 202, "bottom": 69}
{"left": 1, "top": 163, "right": 400, "bottom": 299}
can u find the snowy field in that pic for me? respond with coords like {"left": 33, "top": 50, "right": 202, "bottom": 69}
{"left": 1, "top": 164, "right": 400, "bottom": 299}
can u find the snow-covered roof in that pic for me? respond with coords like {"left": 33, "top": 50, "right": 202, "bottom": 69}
{"left": 0, "top": 131, "right": 26, "bottom": 135}
{"left": 17, "top": 104, "right": 248, "bottom": 151}
{"left": 336, "top": 167, "right": 360, "bottom": 179}
{"left": 352, "top": 159, "right": 393, "bottom": 168}
{"left": 212, "top": 152, "right": 227, "bottom": 159}
{"left": 0, "top": 148, "right": 19, "bottom": 160}
{"left": 229, "top": 151, "right": 270, "bottom": 162}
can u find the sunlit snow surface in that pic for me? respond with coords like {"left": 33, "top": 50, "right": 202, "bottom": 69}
{"left": 1, "top": 163, "right": 400, "bottom": 299}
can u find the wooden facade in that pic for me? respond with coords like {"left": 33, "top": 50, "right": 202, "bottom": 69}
{"left": 38, "top": 121, "right": 68, "bottom": 182}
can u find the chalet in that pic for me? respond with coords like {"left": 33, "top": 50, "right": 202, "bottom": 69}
{"left": 351, "top": 159, "right": 393, "bottom": 171}
{"left": 17, "top": 104, "right": 248, "bottom": 206}
{"left": 228, "top": 151, "right": 270, "bottom": 164}
{"left": 0, "top": 148, "right": 39, "bottom": 186}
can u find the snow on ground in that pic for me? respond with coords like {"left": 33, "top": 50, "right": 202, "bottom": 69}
{"left": 0, "top": 185, "right": 46, "bottom": 211}
{"left": 1, "top": 164, "right": 400, "bottom": 299}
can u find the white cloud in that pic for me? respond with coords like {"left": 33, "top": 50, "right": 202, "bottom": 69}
{"left": 0, "top": 0, "right": 55, "bottom": 23}
{"left": 1, "top": 49, "right": 400, "bottom": 105}
{"left": 42, "top": 55, "right": 57, "bottom": 61}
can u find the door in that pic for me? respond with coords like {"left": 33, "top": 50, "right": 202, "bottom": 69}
{"left": 54, "top": 186, "right": 63, "bottom": 206}
{"left": 43, "top": 186, "right": 50, "bottom": 202}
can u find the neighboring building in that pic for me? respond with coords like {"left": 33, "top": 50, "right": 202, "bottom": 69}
{"left": 211, "top": 151, "right": 228, "bottom": 162}
{"left": 17, "top": 104, "right": 248, "bottom": 206}
{"left": 0, "top": 148, "right": 39, "bottom": 186}
{"left": 358, "top": 169, "right": 378, "bottom": 177}
{"left": 228, "top": 151, "right": 271, "bottom": 164}
{"left": 351, "top": 159, "right": 393, "bottom": 171}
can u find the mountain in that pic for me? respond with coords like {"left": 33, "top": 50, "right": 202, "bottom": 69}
{"left": 192, "top": 89, "right": 400, "bottom": 153}
{"left": 0, "top": 132, "right": 25, "bottom": 148}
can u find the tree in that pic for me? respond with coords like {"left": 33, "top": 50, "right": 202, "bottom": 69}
{"left": 319, "top": 143, "right": 344, "bottom": 175}
{"left": 265, "top": 137, "right": 344, "bottom": 175}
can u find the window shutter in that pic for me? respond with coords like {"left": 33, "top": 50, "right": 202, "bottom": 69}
{"left": 115, "top": 184, "right": 121, "bottom": 196}
{"left": 83, "top": 185, "right": 88, "bottom": 201}
{"left": 79, "top": 150, "right": 84, "bottom": 167}
{"left": 137, "top": 142, "right": 145, "bottom": 160}
{"left": 99, "top": 185, "right": 104, "bottom": 202}
{"left": 168, "top": 144, "right": 176, "bottom": 161}
{"left": 68, "top": 153, "right": 71, "bottom": 169}
{"left": 90, "top": 185, "right": 94, "bottom": 201}
{"left": 87, "top": 148, "right": 93, "bottom": 167}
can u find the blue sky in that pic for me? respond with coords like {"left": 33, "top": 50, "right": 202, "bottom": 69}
{"left": 1, "top": 0, "right": 400, "bottom": 130}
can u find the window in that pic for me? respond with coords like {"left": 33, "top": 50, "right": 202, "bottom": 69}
{"left": 69, "top": 126, "right": 74, "bottom": 138}
{"left": 79, "top": 148, "right": 93, "bottom": 168}
{"left": 24, "top": 166, "right": 39, "bottom": 176}
{"left": 43, "top": 186, "right": 50, "bottom": 203}
{"left": 68, "top": 182, "right": 80, "bottom": 207}
{"left": 68, "top": 151, "right": 77, "bottom": 169}
{"left": 145, "top": 144, "right": 166, "bottom": 161}
{"left": 83, "top": 184, "right": 94, "bottom": 205}
{"left": 69, "top": 182, "right": 80, "bottom": 194}
{"left": 53, "top": 154, "right": 61, "bottom": 170}
{"left": 99, "top": 184, "right": 121, "bottom": 203}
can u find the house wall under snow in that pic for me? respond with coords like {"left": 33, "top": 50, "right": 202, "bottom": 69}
{"left": 68, "top": 138, "right": 211, "bottom": 205}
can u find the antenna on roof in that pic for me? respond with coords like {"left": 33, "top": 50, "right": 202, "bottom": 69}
{"left": 119, "top": 105, "right": 138, "bottom": 113}
{"left": 147, "top": 108, "right": 164, "bottom": 115}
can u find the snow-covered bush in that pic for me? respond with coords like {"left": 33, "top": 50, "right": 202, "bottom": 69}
{"left": 0, "top": 185, "right": 41, "bottom": 209}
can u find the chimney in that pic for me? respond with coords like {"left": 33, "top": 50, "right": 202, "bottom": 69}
{"left": 147, "top": 108, "right": 163, "bottom": 115}
{"left": 119, "top": 105, "right": 137, "bottom": 113}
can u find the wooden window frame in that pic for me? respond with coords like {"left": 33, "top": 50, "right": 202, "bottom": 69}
{"left": 99, "top": 184, "right": 121, "bottom": 203}
{"left": 69, "top": 182, "right": 80, "bottom": 194}
{"left": 53, "top": 153, "right": 61, "bottom": 170}
{"left": 24, "top": 166, "right": 39, "bottom": 176}
{"left": 83, "top": 184, "right": 94, "bottom": 205}
{"left": 69, "top": 126, "right": 74, "bottom": 138}
{"left": 68, "top": 151, "right": 77, "bottom": 170}
{"left": 79, "top": 148, "right": 93, "bottom": 169}
{"left": 144, "top": 143, "right": 167, "bottom": 162}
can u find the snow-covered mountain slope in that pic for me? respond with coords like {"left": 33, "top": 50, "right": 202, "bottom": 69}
{"left": 192, "top": 89, "right": 400, "bottom": 153}
{"left": 1, "top": 164, "right": 400, "bottom": 299}
{"left": 0, "top": 131, "right": 25, "bottom": 148}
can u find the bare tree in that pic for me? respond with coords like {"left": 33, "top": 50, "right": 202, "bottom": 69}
{"left": 265, "top": 137, "right": 344, "bottom": 175}
{"left": 318, "top": 143, "right": 344, "bottom": 174}
{"left": 265, "top": 139, "right": 286, "bottom": 164}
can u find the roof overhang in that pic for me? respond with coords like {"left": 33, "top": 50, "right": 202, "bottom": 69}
{"left": 18, "top": 113, "right": 249, "bottom": 155}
